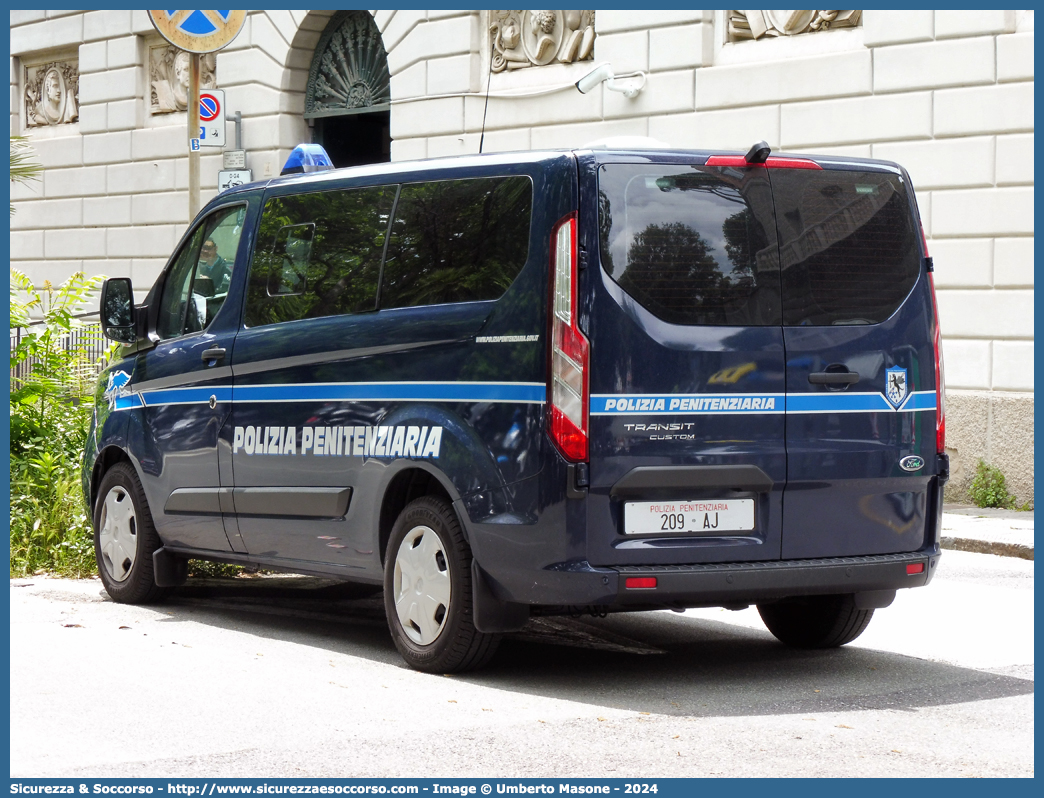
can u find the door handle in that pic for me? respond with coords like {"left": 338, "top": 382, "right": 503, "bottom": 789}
{"left": 808, "top": 371, "right": 859, "bottom": 385}
{"left": 201, "top": 347, "right": 226, "bottom": 364}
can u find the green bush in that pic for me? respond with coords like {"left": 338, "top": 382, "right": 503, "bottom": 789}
{"left": 187, "top": 560, "right": 248, "bottom": 578}
{"left": 10, "top": 268, "right": 113, "bottom": 577}
{"left": 967, "top": 459, "right": 1017, "bottom": 510}
{"left": 10, "top": 400, "right": 97, "bottom": 577}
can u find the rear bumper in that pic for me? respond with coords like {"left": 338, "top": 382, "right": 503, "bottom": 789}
{"left": 612, "top": 548, "right": 940, "bottom": 607}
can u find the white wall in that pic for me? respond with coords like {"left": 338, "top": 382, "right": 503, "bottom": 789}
{"left": 9, "top": 9, "right": 1035, "bottom": 499}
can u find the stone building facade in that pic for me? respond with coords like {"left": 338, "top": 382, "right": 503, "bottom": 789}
{"left": 9, "top": 10, "right": 1035, "bottom": 503}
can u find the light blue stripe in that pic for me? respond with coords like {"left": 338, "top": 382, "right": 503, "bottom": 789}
{"left": 591, "top": 394, "right": 784, "bottom": 415}
{"left": 141, "top": 387, "right": 234, "bottom": 406}
{"left": 785, "top": 392, "right": 893, "bottom": 413}
{"left": 119, "top": 382, "right": 543, "bottom": 409}
{"left": 112, "top": 394, "right": 143, "bottom": 411}
{"left": 590, "top": 391, "right": 938, "bottom": 415}
{"left": 898, "top": 391, "right": 937, "bottom": 412}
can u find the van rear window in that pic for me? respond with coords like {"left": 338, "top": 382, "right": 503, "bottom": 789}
{"left": 380, "top": 176, "right": 532, "bottom": 309}
{"left": 598, "top": 165, "right": 781, "bottom": 326}
{"left": 772, "top": 170, "right": 920, "bottom": 326}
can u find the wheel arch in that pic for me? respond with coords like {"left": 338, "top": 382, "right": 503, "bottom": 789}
{"left": 377, "top": 464, "right": 460, "bottom": 567}
{"left": 90, "top": 445, "right": 134, "bottom": 514}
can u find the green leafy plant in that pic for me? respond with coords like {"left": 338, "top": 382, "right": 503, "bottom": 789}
{"left": 187, "top": 560, "right": 249, "bottom": 578}
{"left": 967, "top": 459, "right": 1016, "bottom": 510}
{"left": 10, "top": 401, "right": 97, "bottom": 577}
{"left": 10, "top": 136, "right": 41, "bottom": 214}
{"left": 10, "top": 269, "right": 116, "bottom": 577}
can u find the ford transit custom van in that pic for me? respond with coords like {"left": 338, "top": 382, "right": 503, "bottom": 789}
{"left": 86, "top": 145, "right": 947, "bottom": 672}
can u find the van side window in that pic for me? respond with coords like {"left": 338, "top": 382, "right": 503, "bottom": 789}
{"left": 268, "top": 224, "right": 315, "bottom": 296}
{"left": 156, "top": 205, "right": 245, "bottom": 339}
{"left": 380, "top": 176, "right": 532, "bottom": 309}
{"left": 244, "top": 186, "right": 394, "bottom": 327}
{"left": 598, "top": 165, "right": 781, "bottom": 326}
{"left": 771, "top": 170, "right": 919, "bottom": 326}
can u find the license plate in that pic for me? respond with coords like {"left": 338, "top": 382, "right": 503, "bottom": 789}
{"left": 624, "top": 499, "right": 755, "bottom": 536}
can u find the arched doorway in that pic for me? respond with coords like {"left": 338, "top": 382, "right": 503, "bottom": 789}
{"left": 304, "top": 11, "right": 391, "bottom": 168}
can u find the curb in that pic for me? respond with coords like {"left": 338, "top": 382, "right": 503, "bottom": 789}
{"left": 940, "top": 536, "right": 1034, "bottom": 561}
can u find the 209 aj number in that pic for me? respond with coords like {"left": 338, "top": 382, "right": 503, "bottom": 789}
{"left": 624, "top": 786, "right": 657, "bottom": 794}
{"left": 660, "top": 513, "right": 685, "bottom": 531}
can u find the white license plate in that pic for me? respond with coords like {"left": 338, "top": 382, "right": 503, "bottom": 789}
{"left": 624, "top": 499, "right": 755, "bottom": 536}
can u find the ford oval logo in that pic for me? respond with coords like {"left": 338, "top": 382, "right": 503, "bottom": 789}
{"left": 900, "top": 455, "right": 925, "bottom": 472}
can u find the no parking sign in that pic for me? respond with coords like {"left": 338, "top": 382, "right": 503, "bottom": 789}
{"left": 198, "top": 89, "right": 225, "bottom": 147}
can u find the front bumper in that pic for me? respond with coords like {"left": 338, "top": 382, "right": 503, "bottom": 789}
{"left": 612, "top": 548, "right": 940, "bottom": 607}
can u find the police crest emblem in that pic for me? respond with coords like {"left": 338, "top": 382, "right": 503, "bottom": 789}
{"left": 885, "top": 366, "right": 908, "bottom": 409}
{"left": 104, "top": 370, "right": 133, "bottom": 410}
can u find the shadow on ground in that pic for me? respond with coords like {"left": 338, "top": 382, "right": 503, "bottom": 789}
{"left": 162, "top": 575, "right": 1034, "bottom": 718}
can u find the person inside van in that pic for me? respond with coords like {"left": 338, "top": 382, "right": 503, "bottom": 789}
{"left": 198, "top": 239, "right": 231, "bottom": 294}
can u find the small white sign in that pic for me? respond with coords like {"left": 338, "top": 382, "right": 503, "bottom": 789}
{"left": 198, "top": 89, "right": 225, "bottom": 147}
{"left": 223, "top": 149, "right": 247, "bottom": 169}
{"left": 218, "top": 169, "right": 252, "bottom": 192}
{"left": 189, "top": 138, "right": 201, "bottom": 152}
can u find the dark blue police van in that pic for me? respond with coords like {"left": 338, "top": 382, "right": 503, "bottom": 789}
{"left": 86, "top": 143, "right": 948, "bottom": 672}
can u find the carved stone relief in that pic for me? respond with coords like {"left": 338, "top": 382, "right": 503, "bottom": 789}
{"left": 149, "top": 44, "right": 217, "bottom": 114}
{"left": 305, "top": 11, "right": 390, "bottom": 117}
{"left": 489, "top": 11, "right": 595, "bottom": 72}
{"left": 24, "top": 60, "right": 79, "bottom": 127}
{"left": 728, "top": 10, "right": 861, "bottom": 41}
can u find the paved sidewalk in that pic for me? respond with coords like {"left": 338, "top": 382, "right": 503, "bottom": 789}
{"left": 941, "top": 504, "right": 1034, "bottom": 560}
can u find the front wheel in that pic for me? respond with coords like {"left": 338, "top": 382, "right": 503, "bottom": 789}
{"left": 383, "top": 496, "right": 500, "bottom": 673}
{"left": 93, "top": 462, "right": 170, "bottom": 604}
{"left": 757, "top": 594, "right": 873, "bottom": 648}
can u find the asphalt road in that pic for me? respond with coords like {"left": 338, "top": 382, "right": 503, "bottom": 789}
{"left": 10, "top": 549, "right": 1033, "bottom": 778}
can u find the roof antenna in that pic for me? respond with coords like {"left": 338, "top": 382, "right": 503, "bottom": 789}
{"left": 478, "top": 34, "right": 495, "bottom": 154}
{"left": 745, "top": 141, "right": 771, "bottom": 164}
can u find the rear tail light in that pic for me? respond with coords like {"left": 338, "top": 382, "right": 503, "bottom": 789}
{"left": 625, "top": 577, "right": 657, "bottom": 589}
{"left": 924, "top": 231, "right": 946, "bottom": 454}
{"left": 704, "top": 155, "right": 823, "bottom": 170}
{"left": 547, "top": 213, "right": 589, "bottom": 462}
{"left": 907, "top": 563, "right": 925, "bottom": 575}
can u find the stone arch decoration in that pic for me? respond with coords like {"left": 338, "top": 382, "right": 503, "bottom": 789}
{"left": 24, "top": 60, "right": 79, "bottom": 127}
{"left": 305, "top": 11, "right": 391, "bottom": 118}
{"left": 150, "top": 44, "right": 217, "bottom": 114}
{"left": 728, "top": 10, "right": 861, "bottom": 40}
{"left": 489, "top": 11, "right": 596, "bottom": 72}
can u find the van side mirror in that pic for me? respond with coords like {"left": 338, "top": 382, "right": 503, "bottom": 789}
{"left": 100, "top": 278, "right": 138, "bottom": 344}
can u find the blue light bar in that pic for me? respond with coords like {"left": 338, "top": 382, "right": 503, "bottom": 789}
{"left": 281, "top": 143, "right": 334, "bottom": 176}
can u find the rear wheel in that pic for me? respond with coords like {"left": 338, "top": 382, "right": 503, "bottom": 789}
{"left": 757, "top": 594, "right": 873, "bottom": 648}
{"left": 383, "top": 496, "right": 499, "bottom": 673}
{"left": 93, "top": 462, "right": 170, "bottom": 604}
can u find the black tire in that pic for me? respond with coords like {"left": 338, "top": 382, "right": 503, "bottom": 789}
{"left": 383, "top": 496, "right": 500, "bottom": 673}
{"left": 92, "top": 462, "right": 171, "bottom": 604}
{"left": 757, "top": 594, "right": 873, "bottom": 649}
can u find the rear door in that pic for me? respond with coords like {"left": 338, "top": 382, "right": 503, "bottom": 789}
{"left": 772, "top": 163, "right": 936, "bottom": 558}
{"left": 583, "top": 155, "right": 786, "bottom": 566}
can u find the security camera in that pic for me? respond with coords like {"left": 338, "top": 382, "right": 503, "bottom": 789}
{"left": 576, "top": 62, "right": 615, "bottom": 94}
{"left": 575, "top": 62, "right": 647, "bottom": 98}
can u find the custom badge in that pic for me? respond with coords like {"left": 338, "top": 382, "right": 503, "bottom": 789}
{"left": 103, "top": 370, "right": 133, "bottom": 410}
{"left": 885, "top": 366, "right": 908, "bottom": 409}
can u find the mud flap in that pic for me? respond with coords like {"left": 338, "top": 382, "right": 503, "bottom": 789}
{"left": 471, "top": 560, "right": 529, "bottom": 633}
{"left": 853, "top": 589, "right": 896, "bottom": 610}
{"left": 153, "top": 547, "right": 188, "bottom": 588}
